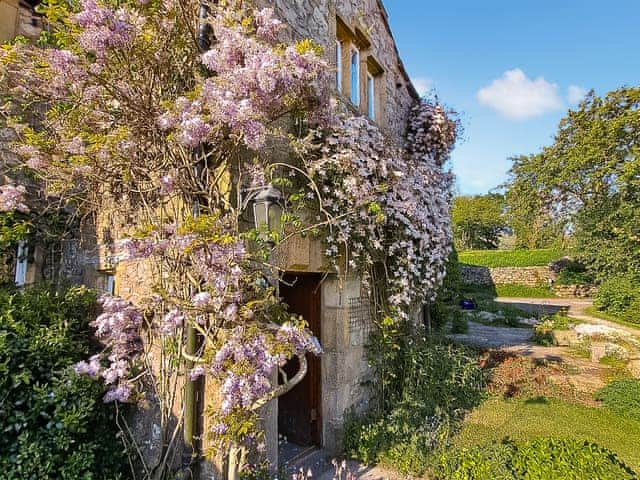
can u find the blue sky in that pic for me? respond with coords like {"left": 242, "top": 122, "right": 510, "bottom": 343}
{"left": 384, "top": 1, "right": 640, "bottom": 195}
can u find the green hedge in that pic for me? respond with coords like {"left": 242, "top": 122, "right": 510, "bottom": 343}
{"left": 594, "top": 274, "right": 640, "bottom": 324}
{"left": 0, "top": 285, "right": 127, "bottom": 480}
{"left": 434, "top": 438, "right": 637, "bottom": 480}
{"left": 458, "top": 249, "right": 565, "bottom": 268}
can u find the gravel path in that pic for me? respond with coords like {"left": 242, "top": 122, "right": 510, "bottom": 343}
{"left": 449, "top": 321, "right": 533, "bottom": 349}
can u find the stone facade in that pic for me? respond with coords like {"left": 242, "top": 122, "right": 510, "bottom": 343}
{"left": 0, "top": 0, "right": 42, "bottom": 43}
{"left": 258, "top": 0, "right": 418, "bottom": 140}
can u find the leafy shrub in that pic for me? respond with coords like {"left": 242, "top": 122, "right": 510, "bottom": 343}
{"left": 0, "top": 285, "right": 126, "bottom": 479}
{"left": 595, "top": 379, "right": 640, "bottom": 421}
{"left": 510, "top": 438, "right": 636, "bottom": 480}
{"left": 434, "top": 442, "right": 516, "bottom": 480}
{"left": 594, "top": 274, "right": 640, "bottom": 323}
{"left": 432, "top": 438, "right": 637, "bottom": 480}
{"left": 346, "top": 339, "right": 484, "bottom": 474}
{"left": 556, "top": 260, "right": 594, "bottom": 286}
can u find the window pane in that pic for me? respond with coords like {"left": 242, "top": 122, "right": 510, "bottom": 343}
{"left": 367, "top": 75, "right": 375, "bottom": 119}
{"left": 14, "top": 241, "right": 27, "bottom": 286}
{"left": 336, "top": 41, "right": 342, "bottom": 92}
{"left": 350, "top": 50, "right": 359, "bottom": 105}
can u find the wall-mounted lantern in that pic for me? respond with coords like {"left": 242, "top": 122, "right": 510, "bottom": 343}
{"left": 252, "top": 184, "right": 283, "bottom": 245}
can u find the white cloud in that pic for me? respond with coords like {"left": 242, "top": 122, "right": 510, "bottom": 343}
{"left": 568, "top": 85, "right": 588, "bottom": 105}
{"left": 412, "top": 77, "right": 433, "bottom": 97}
{"left": 477, "top": 69, "right": 563, "bottom": 120}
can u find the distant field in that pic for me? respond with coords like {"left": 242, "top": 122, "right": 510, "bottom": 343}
{"left": 458, "top": 249, "right": 566, "bottom": 268}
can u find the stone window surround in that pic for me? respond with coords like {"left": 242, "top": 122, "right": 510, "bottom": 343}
{"left": 335, "top": 14, "right": 385, "bottom": 126}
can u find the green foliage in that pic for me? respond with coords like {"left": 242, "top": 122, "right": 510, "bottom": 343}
{"left": 452, "top": 194, "right": 506, "bottom": 250}
{"left": 533, "top": 313, "right": 569, "bottom": 346}
{"left": 429, "top": 249, "right": 463, "bottom": 332}
{"left": 503, "top": 87, "right": 640, "bottom": 281}
{"left": 434, "top": 442, "right": 516, "bottom": 479}
{"left": 594, "top": 274, "right": 640, "bottom": 323}
{"left": 458, "top": 249, "right": 565, "bottom": 268}
{"left": 434, "top": 438, "right": 637, "bottom": 480}
{"left": 0, "top": 212, "right": 31, "bottom": 248}
{"left": 0, "top": 285, "right": 126, "bottom": 480}
{"left": 503, "top": 155, "right": 568, "bottom": 250}
{"left": 346, "top": 338, "right": 485, "bottom": 475}
{"left": 495, "top": 284, "right": 556, "bottom": 298}
{"left": 555, "top": 260, "right": 593, "bottom": 286}
{"left": 595, "top": 379, "right": 640, "bottom": 422}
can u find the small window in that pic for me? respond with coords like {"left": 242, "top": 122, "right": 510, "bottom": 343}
{"left": 106, "top": 274, "right": 115, "bottom": 295}
{"left": 14, "top": 241, "right": 28, "bottom": 286}
{"left": 367, "top": 74, "right": 375, "bottom": 120}
{"left": 350, "top": 48, "right": 360, "bottom": 106}
{"left": 336, "top": 40, "right": 343, "bottom": 93}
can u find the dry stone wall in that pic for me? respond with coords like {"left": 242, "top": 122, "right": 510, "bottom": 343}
{"left": 461, "top": 265, "right": 551, "bottom": 287}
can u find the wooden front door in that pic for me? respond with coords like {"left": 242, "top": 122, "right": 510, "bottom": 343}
{"left": 278, "top": 273, "right": 322, "bottom": 447}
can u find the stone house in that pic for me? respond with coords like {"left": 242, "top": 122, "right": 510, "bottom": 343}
{"left": 1, "top": 0, "right": 421, "bottom": 470}
{"left": 244, "top": 0, "right": 420, "bottom": 463}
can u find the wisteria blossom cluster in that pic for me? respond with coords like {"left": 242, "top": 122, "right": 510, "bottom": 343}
{"left": 206, "top": 323, "right": 321, "bottom": 449}
{"left": 116, "top": 225, "right": 247, "bottom": 326}
{"left": 0, "top": 184, "right": 29, "bottom": 213}
{"left": 158, "top": 6, "right": 331, "bottom": 151}
{"left": 74, "top": 295, "right": 144, "bottom": 403}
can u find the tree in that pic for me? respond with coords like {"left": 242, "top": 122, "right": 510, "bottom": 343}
{"left": 0, "top": 1, "right": 459, "bottom": 478}
{"left": 503, "top": 87, "right": 639, "bottom": 279}
{"left": 452, "top": 193, "right": 506, "bottom": 250}
{"left": 503, "top": 154, "right": 567, "bottom": 250}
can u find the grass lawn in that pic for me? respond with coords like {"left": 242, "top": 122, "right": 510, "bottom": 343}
{"left": 585, "top": 306, "right": 640, "bottom": 330}
{"left": 459, "top": 248, "right": 565, "bottom": 268}
{"left": 460, "top": 282, "right": 557, "bottom": 299}
{"left": 495, "top": 284, "right": 557, "bottom": 298}
{"left": 453, "top": 396, "right": 640, "bottom": 472}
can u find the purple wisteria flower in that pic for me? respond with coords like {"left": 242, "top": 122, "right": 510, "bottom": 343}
{"left": 74, "top": 295, "right": 144, "bottom": 403}
{"left": 73, "top": 0, "right": 138, "bottom": 57}
{"left": 0, "top": 184, "right": 29, "bottom": 213}
{"left": 160, "top": 308, "right": 185, "bottom": 335}
{"left": 73, "top": 354, "right": 102, "bottom": 378}
{"left": 159, "top": 174, "right": 174, "bottom": 195}
{"left": 103, "top": 383, "right": 132, "bottom": 403}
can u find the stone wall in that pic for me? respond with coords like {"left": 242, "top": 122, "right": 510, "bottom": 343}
{"left": 259, "top": 0, "right": 418, "bottom": 142}
{"left": 461, "top": 265, "right": 551, "bottom": 287}
{"left": 553, "top": 284, "right": 599, "bottom": 298}
{"left": 0, "top": 0, "right": 42, "bottom": 43}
